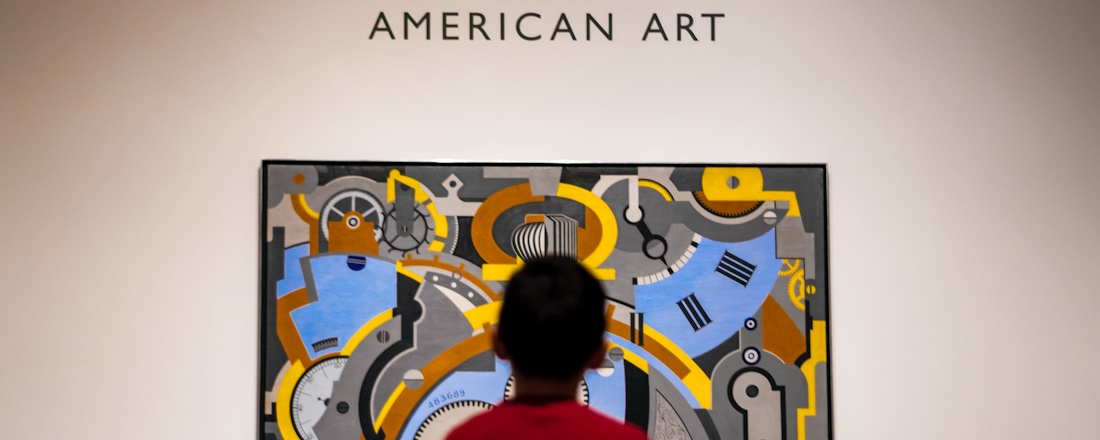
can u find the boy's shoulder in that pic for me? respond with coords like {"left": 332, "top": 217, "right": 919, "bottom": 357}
{"left": 446, "top": 399, "right": 648, "bottom": 440}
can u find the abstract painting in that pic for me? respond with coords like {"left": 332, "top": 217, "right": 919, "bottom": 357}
{"left": 260, "top": 162, "right": 831, "bottom": 440}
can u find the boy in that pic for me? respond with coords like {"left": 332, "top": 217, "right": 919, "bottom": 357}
{"left": 446, "top": 257, "right": 649, "bottom": 440}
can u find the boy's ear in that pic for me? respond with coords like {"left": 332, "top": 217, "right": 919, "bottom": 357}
{"left": 491, "top": 327, "right": 510, "bottom": 361}
{"left": 584, "top": 339, "right": 610, "bottom": 370}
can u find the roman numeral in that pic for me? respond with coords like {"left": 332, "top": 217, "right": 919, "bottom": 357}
{"left": 716, "top": 251, "right": 756, "bottom": 287}
{"left": 629, "top": 312, "right": 645, "bottom": 345}
{"left": 676, "top": 293, "right": 712, "bottom": 331}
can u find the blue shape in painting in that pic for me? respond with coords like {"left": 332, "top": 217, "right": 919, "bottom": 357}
{"left": 635, "top": 230, "right": 781, "bottom": 358}
{"left": 399, "top": 357, "right": 513, "bottom": 440}
{"left": 346, "top": 255, "right": 367, "bottom": 271}
{"left": 276, "top": 243, "right": 310, "bottom": 298}
{"left": 583, "top": 359, "right": 627, "bottom": 421}
{"left": 607, "top": 334, "right": 700, "bottom": 408}
{"left": 291, "top": 255, "right": 396, "bottom": 359}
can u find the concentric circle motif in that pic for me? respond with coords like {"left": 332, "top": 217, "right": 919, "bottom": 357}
{"left": 743, "top": 347, "right": 761, "bottom": 365}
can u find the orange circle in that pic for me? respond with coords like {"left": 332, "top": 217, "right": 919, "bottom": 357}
{"left": 293, "top": 173, "right": 305, "bottom": 185}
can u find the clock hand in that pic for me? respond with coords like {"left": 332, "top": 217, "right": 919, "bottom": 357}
{"left": 623, "top": 206, "right": 669, "bottom": 265}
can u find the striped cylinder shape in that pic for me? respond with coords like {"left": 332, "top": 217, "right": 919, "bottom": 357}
{"left": 510, "top": 214, "right": 579, "bottom": 261}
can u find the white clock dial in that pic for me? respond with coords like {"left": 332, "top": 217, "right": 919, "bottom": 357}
{"left": 413, "top": 400, "right": 495, "bottom": 440}
{"left": 290, "top": 357, "right": 348, "bottom": 440}
{"left": 320, "top": 190, "right": 385, "bottom": 241}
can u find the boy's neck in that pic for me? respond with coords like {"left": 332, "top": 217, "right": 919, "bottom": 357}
{"left": 511, "top": 373, "right": 583, "bottom": 400}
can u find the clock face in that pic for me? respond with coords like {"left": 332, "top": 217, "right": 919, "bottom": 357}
{"left": 413, "top": 400, "right": 495, "bottom": 440}
{"left": 290, "top": 357, "right": 348, "bottom": 440}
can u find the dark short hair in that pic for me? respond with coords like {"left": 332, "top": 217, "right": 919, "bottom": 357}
{"left": 498, "top": 257, "right": 607, "bottom": 380}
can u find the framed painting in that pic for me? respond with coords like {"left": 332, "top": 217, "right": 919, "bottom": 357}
{"left": 260, "top": 162, "right": 831, "bottom": 440}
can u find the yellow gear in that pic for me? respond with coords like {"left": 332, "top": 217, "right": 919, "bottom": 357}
{"left": 692, "top": 190, "right": 762, "bottom": 218}
{"left": 779, "top": 259, "right": 802, "bottom": 276}
{"left": 788, "top": 268, "right": 806, "bottom": 311}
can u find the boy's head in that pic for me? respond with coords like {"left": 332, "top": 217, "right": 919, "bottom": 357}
{"left": 494, "top": 257, "right": 607, "bottom": 380}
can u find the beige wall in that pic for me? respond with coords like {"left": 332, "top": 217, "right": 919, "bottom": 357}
{"left": 2, "top": 1, "right": 1098, "bottom": 438}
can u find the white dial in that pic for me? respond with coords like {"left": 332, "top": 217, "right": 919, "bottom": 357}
{"left": 290, "top": 357, "right": 348, "bottom": 440}
{"left": 413, "top": 400, "right": 495, "bottom": 440}
{"left": 320, "top": 190, "right": 385, "bottom": 241}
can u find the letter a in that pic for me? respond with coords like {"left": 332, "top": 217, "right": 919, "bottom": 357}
{"left": 642, "top": 14, "right": 668, "bottom": 41}
{"left": 371, "top": 12, "right": 395, "bottom": 40}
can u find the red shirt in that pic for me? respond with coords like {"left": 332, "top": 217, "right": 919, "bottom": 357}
{"left": 446, "top": 395, "right": 649, "bottom": 440}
